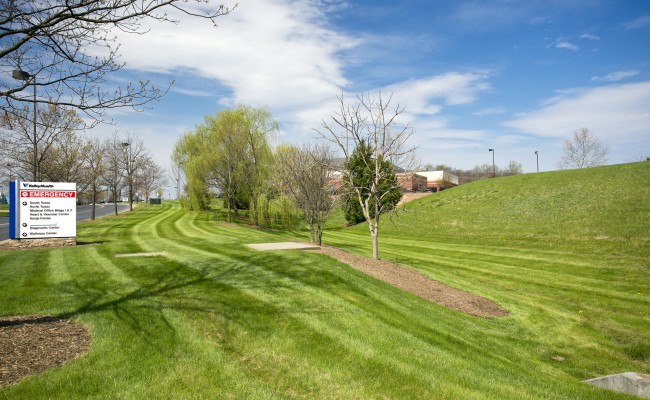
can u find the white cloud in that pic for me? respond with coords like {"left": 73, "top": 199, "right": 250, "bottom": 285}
{"left": 580, "top": 33, "right": 600, "bottom": 40}
{"left": 591, "top": 70, "right": 639, "bottom": 82}
{"left": 107, "top": 0, "right": 358, "bottom": 111}
{"left": 385, "top": 72, "right": 492, "bottom": 112}
{"left": 281, "top": 71, "right": 493, "bottom": 152}
{"left": 503, "top": 82, "right": 650, "bottom": 144}
{"left": 555, "top": 40, "right": 579, "bottom": 51}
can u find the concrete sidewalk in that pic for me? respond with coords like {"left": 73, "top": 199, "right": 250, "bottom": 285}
{"left": 246, "top": 242, "right": 321, "bottom": 251}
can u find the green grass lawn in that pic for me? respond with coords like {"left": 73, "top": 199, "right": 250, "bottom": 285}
{"left": 1, "top": 162, "right": 648, "bottom": 399}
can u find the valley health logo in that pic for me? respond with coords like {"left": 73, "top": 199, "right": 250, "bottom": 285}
{"left": 10, "top": 181, "right": 76, "bottom": 239}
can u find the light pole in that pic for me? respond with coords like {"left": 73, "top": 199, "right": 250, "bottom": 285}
{"left": 488, "top": 148, "right": 495, "bottom": 178}
{"left": 535, "top": 151, "right": 539, "bottom": 173}
{"left": 7, "top": 163, "right": 14, "bottom": 182}
{"left": 12, "top": 69, "right": 38, "bottom": 181}
{"left": 122, "top": 142, "right": 133, "bottom": 211}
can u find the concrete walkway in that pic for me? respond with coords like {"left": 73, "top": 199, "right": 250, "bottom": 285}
{"left": 246, "top": 242, "right": 321, "bottom": 251}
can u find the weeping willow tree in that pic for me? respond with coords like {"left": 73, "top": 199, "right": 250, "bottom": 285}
{"left": 172, "top": 105, "right": 276, "bottom": 221}
{"left": 172, "top": 127, "right": 212, "bottom": 210}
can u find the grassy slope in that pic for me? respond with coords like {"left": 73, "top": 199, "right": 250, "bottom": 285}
{"left": 321, "top": 162, "right": 649, "bottom": 392}
{"left": 0, "top": 163, "right": 648, "bottom": 399}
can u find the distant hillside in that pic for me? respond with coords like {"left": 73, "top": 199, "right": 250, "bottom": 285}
{"left": 382, "top": 162, "right": 650, "bottom": 255}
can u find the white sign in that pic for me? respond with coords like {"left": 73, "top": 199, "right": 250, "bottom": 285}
{"left": 18, "top": 182, "right": 76, "bottom": 238}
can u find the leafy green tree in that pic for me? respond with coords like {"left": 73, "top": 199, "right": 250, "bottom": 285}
{"left": 172, "top": 128, "right": 212, "bottom": 210}
{"left": 342, "top": 140, "right": 402, "bottom": 225}
{"left": 172, "top": 105, "right": 275, "bottom": 222}
{"left": 235, "top": 105, "right": 277, "bottom": 226}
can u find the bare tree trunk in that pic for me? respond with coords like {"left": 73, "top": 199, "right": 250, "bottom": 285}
{"left": 227, "top": 196, "right": 232, "bottom": 223}
{"left": 316, "top": 222, "right": 323, "bottom": 246}
{"left": 91, "top": 181, "right": 97, "bottom": 221}
{"left": 309, "top": 215, "right": 317, "bottom": 243}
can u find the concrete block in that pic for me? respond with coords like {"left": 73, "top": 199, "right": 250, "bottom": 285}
{"left": 584, "top": 372, "right": 650, "bottom": 398}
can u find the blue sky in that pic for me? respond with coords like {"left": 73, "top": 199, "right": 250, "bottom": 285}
{"left": 94, "top": 0, "right": 649, "bottom": 193}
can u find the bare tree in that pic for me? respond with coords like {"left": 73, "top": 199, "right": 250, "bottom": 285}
{"left": 316, "top": 92, "right": 418, "bottom": 260}
{"left": 121, "top": 134, "right": 147, "bottom": 211}
{"left": 1, "top": 1, "right": 235, "bottom": 120}
{"left": 101, "top": 134, "right": 127, "bottom": 215}
{"left": 40, "top": 130, "right": 87, "bottom": 183}
{"left": 275, "top": 143, "right": 337, "bottom": 245}
{"left": 502, "top": 161, "right": 523, "bottom": 176}
{"left": 558, "top": 128, "right": 609, "bottom": 170}
{"left": 137, "top": 155, "right": 168, "bottom": 205}
{"left": 84, "top": 137, "right": 106, "bottom": 220}
{"left": 0, "top": 103, "right": 83, "bottom": 181}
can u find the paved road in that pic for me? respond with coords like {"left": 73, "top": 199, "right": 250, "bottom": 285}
{"left": 0, "top": 203, "right": 130, "bottom": 240}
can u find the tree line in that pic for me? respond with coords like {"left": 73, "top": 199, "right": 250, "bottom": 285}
{"left": 1, "top": 104, "right": 167, "bottom": 218}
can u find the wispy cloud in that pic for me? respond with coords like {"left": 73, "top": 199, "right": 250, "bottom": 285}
{"left": 171, "top": 87, "right": 216, "bottom": 97}
{"left": 503, "top": 82, "right": 650, "bottom": 142}
{"left": 317, "top": 0, "right": 349, "bottom": 13}
{"left": 386, "top": 72, "right": 492, "bottom": 113}
{"left": 475, "top": 106, "right": 505, "bottom": 116}
{"left": 107, "top": 0, "right": 358, "bottom": 111}
{"left": 580, "top": 33, "right": 600, "bottom": 40}
{"left": 554, "top": 39, "right": 579, "bottom": 51}
{"left": 591, "top": 70, "right": 639, "bottom": 82}
{"left": 622, "top": 15, "right": 650, "bottom": 29}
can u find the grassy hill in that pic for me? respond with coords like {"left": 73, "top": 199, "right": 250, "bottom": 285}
{"left": 341, "top": 161, "right": 649, "bottom": 253}
{"left": 0, "top": 162, "right": 648, "bottom": 399}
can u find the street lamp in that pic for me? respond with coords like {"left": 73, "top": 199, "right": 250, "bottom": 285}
{"left": 7, "top": 163, "right": 14, "bottom": 182}
{"left": 488, "top": 148, "right": 495, "bottom": 178}
{"left": 122, "top": 142, "right": 133, "bottom": 211}
{"left": 534, "top": 151, "right": 539, "bottom": 173}
{"left": 12, "top": 69, "right": 38, "bottom": 181}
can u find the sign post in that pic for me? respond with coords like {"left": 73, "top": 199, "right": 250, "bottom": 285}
{"left": 10, "top": 181, "right": 76, "bottom": 239}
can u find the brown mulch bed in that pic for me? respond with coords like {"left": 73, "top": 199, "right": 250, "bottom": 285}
{"left": 317, "top": 246, "right": 509, "bottom": 318}
{"left": 0, "top": 315, "right": 91, "bottom": 386}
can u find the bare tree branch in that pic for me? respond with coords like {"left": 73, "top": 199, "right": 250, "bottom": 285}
{"left": 315, "top": 92, "right": 418, "bottom": 260}
{"left": 1, "top": 0, "right": 236, "bottom": 122}
{"left": 558, "top": 128, "right": 609, "bottom": 169}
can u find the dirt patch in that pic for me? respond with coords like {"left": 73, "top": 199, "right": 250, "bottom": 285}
{"left": 0, "top": 315, "right": 91, "bottom": 386}
{"left": 398, "top": 191, "right": 432, "bottom": 206}
{"left": 317, "top": 246, "right": 508, "bottom": 318}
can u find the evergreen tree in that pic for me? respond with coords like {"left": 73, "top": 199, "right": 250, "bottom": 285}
{"left": 342, "top": 140, "right": 402, "bottom": 225}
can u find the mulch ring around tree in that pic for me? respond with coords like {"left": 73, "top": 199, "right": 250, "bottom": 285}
{"left": 0, "top": 315, "right": 91, "bottom": 386}
{"left": 317, "top": 246, "right": 509, "bottom": 318}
